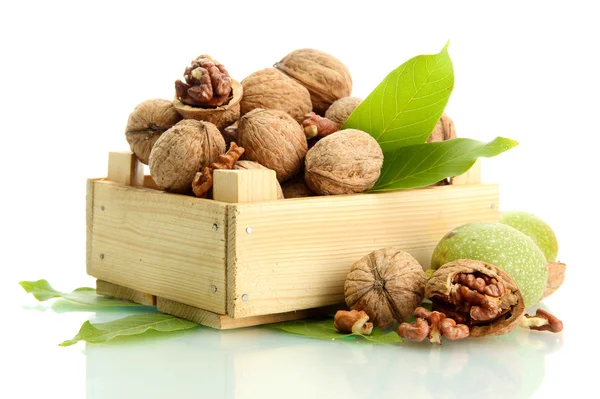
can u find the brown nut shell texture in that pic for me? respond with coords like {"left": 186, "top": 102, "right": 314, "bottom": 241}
{"left": 427, "top": 112, "right": 456, "bottom": 143}
{"left": 305, "top": 129, "right": 383, "bottom": 195}
{"left": 237, "top": 108, "right": 307, "bottom": 183}
{"left": 275, "top": 49, "right": 352, "bottom": 115}
{"left": 344, "top": 248, "right": 427, "bottom": 329}
{"left": 324, "top": 96, "right": 362, "bottom": 126}
{"left": 149, "top": 120, "right": 225, "bottom": 193}
{"left": 234, "top": 160, "right": 284, "bottom": 199}
{"left": 173, "top": 80, "right": 243, "bottom": 130}
{"left": 240, "top": 68, "right": 312, "bottom": 123}
{"left": 125, "top": 99, "right": 183, "bottom": 164}
{"left": 426, "top": 259, "right": 525, "bottom": 338}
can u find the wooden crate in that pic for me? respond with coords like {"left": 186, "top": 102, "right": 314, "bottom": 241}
{"left": 87, "top": 152, "right": 498, "bottom": 329}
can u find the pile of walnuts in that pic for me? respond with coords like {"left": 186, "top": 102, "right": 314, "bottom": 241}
{"left": 125, "top": 50, "right": 454, "bottom": 199}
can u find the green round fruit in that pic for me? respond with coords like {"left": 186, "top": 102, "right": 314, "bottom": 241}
{"left": 431, "top": 222, "right": 548, "bottom": 308}
{"left": 499, "top": 211, "right": 558, "bottom": 262}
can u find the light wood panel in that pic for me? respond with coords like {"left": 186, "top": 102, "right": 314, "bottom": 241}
{"left": 87, "top": 180, "right": 228, "bottom": 314}
{"left": 96, "top": 279, "right": 156, "bottom": 306}
{"left": 452, "top": 160, "right": 482, "bottom": 185}
{"left": 213, "top": 169, "right": 278, "bottom": 203}
{"left": 158, "top": 297, "right": 338, "bottom": 330}
{"left": 227, "top": 184, "right": 499, "bottom": 318}
{"left": 107, "top": 151, "right": 144, "bottom": 187}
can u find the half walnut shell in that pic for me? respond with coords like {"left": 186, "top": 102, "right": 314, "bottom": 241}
{"left": 426, "top": 259, "right": 525, "bottom": 338}
{"left": 172, "top": 80, "right": 243, "bottom": 130}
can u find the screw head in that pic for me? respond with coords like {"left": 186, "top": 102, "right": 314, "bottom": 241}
{"left": 101, "top": 205, "right": 105, "bottom": 211}
{"left": 491, "top": 203, "right": 496, "bottom": 209}
{"left": 211, "top": 285, "right": 217, "bottom": 293}
{"left": 246, "top": 227, "right": 253, "bottom": 234}
{"left": 241, "top": 294, "right": 249, "bottom": 301}
{"left": 212, "top": 224, "right": 218, "bottom": 232}
{"left": 99, "top": 253, "right": 105, "bottom": 260}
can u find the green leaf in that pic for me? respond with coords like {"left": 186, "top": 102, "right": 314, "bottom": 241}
{"left": 265, "top": 318, "right": 403, "bottom": 345}
{"left": 371, "top": 137, "right": 518, "bottom": 191}
{"left": 19, "top": 279, "right": 142, "bottom": 307}
{"left": 60, "top": 313, "right": 199, "bottom": 346}
{"left": 343, "top": 42, "right": 454, "bottom": 151}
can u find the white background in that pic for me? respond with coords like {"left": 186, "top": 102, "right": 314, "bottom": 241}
{"left": 1, "top": 1, "right": 598, "bottom": 398}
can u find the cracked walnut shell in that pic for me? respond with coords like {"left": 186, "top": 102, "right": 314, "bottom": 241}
{"left": 149, "top": 120, "right": 225, "bottom": 193}
{"left": 237, "top": 108, "right": 307, "bottom": 182}
{"left": 125, "top": 99, "right": 183, "bottom": 164}
{"left": 426, "top": 259, "right": 525, "bottom": 338}
{"left": 344, "top": 248, "right": 427, "bottom": 329}
{"left": 240, "top": 68, "right": 312, "bottom": 123}
{"left": 275, "top": 49, "right": 352, "bottom": 115}
{"left": 304, "top": 129, "right": 383, "bottom": 195}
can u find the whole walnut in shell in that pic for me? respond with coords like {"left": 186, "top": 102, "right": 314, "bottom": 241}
{"left": 234, "top": 160, "right": 284, "bottom": 199}
{"left": 149, "top": 120, "right": 225, "bottom": 193}
{"left": 240, "top": 68, "right": 312, "bottom": 123}
{"left": 275, "top": 49, "right": 352, "bottom": 115}
{"left": 324, "top": 96, "right": 362, "bottom": 126}
{"left": 345, "top": 248, "right": 427, "bottom": 329}
{"left": 237, "top": 109, "right": 307, "bottom": 183}
{"left": 125, "top": 99, "right": 183, "bottom": 164}
{"left": 305, "top": 129, "right": 383, "bottom": 195}
{"left": 427, "top": 112, "right": 456, "bottom": 143}
{"left": 282, "top": 175, "right": 315, "bottom": 198}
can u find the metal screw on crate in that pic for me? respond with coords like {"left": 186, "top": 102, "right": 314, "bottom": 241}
{"left": 99, "top": 253, "right": 104, "bottom": 260}
{"left": 242, "top": 294, "right": 249, "bottom": 301}
{"left": 246, "top": 227, "right": 252, "bottom": 234}
{"left": 212, "top": 224, "right": 218, "bottom": 232}
{"left": 101, "top": 205, "right": 105, "bottom": 211}
{"left": 211, "top": 285, "right": 218, "bottom": 293}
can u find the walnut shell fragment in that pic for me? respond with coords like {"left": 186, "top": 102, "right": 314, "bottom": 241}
{"left": 541, "top": 261, "right": 566, "bottom": 300}
{"left": 173, "top": 80, "right": 243, "bottom": 130}
{"left": 427, "top": 112, "right": 456, "bottom": 143}
{"left": 344, "top": 248, "right": 427, "bottom": 329}
{"left": 305, "top": 129, "right": 383, "bottom": 195}
{"left": 149, "top": 120, "right": 225, "bottom": 193}
{"left": 237, "top": 108, "right": 307, "bottom": 182}
{"left": 240, "top": 68, "right": 312, "bottom": 123}
{"left": 426, "top": 259, "right": 525, "bottom": 338}
{"left": 125, "top": 99, "right": 183, "bottom": 164}
{"left": 234, "top": 160, "right": 284, "bottom": 199}
{"left": 324, "top": 96, "right": 362, "bottom": 126}
{"left": 275, "top": 49, "right": 352, "bottom": 115}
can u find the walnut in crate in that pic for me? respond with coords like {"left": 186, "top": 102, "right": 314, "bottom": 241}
{"left": 427, "top": 112, "right": 456, "bottom": 143}
{"left": 324, "top": 96, "right": 362, "bottom": 126}
{"left": 125, "top": 99, "right": 183, "bottom": 164}
{"left": 344, "top": 248, "right": 427, "bottom": 329}
{"left": 304, "top": 129, "right": 383, "bottom": 195}
{"left": 426, "top": 259, "right": 525, "bottom": 338}
{"left": 274, "top": 49, "right": 352, "bottom": 115}
{"left": 240, "top": 68, "right": 312, "bottom": 123}
{"left": 234, "top": 160, "right": 284, "bottom": 199}
{"left": 149, "top": 120, "right": 225, "bottom": 193}
{"left": 237, "top": 108, "right": 307, "bottom": 183}
{"left": 172, "top": 55, "right": 242, "bottom": 130}
{"left": 281, "top": 175, "right": 315, "bottom": 198}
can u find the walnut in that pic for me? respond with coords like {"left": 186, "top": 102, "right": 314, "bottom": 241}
{"left": 397, "top": 307, "right": 470, "bottom": 344}
{"left": 281, "top": 175, "right": 315, "bottom": 198}
{"left": 427, "top": 112, "right": 456, "bottom": 142}
{"left": 324, "top": 96, "right": 362, "bottom": 125}
{"left": 275, "top": 49, "right": 352, "bottom": 115}
{"left": 344, "top": 248, "right": 427, "bottom": 329}
{"left": 426, "top": 259, "right": 525, "bottom": 338}
{"left": 333, "top": 310, "right": 373, "bottom": 335}
{"left": 124, "top": 99, "right": 183, "bottom": 164}
{"left": 519, "top": 308, "right": 563, "bottom": 333}
{"left": 234, "top": 160, "right": 284, "bottom": 199}
{"left": 240, "top": 68, "right": 312, "bottom": 123}
{"left": 149, "top": 120, "right": 225, "bottom": 193}
{"left": 237, "top": 108, "right": 308, "bottom": 183}
{"left": 541, "top": 261, "right": 566, "bottom": 300}
{"left": 304, "top": 129, "right": 383, "bottom": 195}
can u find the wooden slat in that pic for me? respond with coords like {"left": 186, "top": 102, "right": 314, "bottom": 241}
{"left": 213, "top": 169, "right": 278, "bottom": 203}
{"left": 452, "top": 160, "right": 482, "bottom": 185}
{"left": 86, "top": 179, "right": 95, "bottom": 276}
{"left": 227, "top": 184, "right": 499, "bottom": 318}
{"left": 87, "top": 180, "right": 228, "bottom": 314}
{"left": 107, "top": 151, "right": 144, "bottom": 187}
{"left": 158, "top": 297, "right": 338, "bottom": 330}
{"left": 96, "top": 280, "right": 156, "bottom": 306}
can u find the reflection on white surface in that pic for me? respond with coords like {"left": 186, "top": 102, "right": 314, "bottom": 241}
{"left": 84, "top": 315, "right": 563, "bottom": 399}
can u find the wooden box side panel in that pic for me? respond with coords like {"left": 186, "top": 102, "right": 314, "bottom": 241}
{"left": 87, "top": 180, "right": 228, "bottom": 314}
{"left": 228, "top": 184, "right": 499, "bottom": 318}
